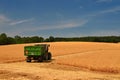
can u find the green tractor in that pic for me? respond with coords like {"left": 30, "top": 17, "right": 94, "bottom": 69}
{"left": 24, "top": 44, "right": 52, "bottom": 62}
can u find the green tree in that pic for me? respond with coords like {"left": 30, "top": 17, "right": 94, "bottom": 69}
{"left": 39, "top": 37, "right": 44, "bottom": 42}
{"left": 0, "top": 33, "right": 8, "bottom": 45}
{"left": 7, "top": 37, "right": 15, "bottom": 44}
{"left": 31, "top": 36, "right": 40, "bottom": 43}
{"left": 14, "top": 35, "right": 23, "bottom": 43}
{"left": 49, "top": 36, "right": 55, "bottom": 42}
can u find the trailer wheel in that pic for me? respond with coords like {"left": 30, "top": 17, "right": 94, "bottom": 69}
{"left": 48, "top": 52, "right": 52, "bottom": 60}
{"left": 26, "top": 57, "right": 31, "bottom": 62}
{"left": 44, "top": 53, "right": 49, "bottom": 60}
{"left": 38, "top": 56, "right": 43, "bottom": 62}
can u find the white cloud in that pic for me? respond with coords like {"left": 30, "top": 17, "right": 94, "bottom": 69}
{"left": 29, "top": 20, "right": 88, "bottom": 31}
{"left": 2, "top": 19, "right": 88, "bottom": 36}
{"left": 0, "top": 14, "right": 10, "bottom": 23}
{"left": 0, "top": 14, "right": 33, "bottom": 26}
{"left": 87, "top": 6, "right": 120, "bottom": 17}
{"left": 89, "top": 30, "right": 120, "bottom": 36}
{"left": 100, "top": 6, "right": 120, "bottom": 14}
{"left": 9, "top": 18, "right": 33, "bottom": 26}
{"left": 11, "top": 20, "right": 88, "bottom": 34}
{"left": 96, "top": 0, "right": 112, "bottom": 3}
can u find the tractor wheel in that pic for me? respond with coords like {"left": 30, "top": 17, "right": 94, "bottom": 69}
{"left": 48, "top": 52, "right": 52, "bottom": 60}
{"left": 38, "top": 56, "right": 43, "bottom": 62}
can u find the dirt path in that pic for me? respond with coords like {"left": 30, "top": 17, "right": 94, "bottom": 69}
{"left": 0, "top": 60, "right": 120, "bottom": 80}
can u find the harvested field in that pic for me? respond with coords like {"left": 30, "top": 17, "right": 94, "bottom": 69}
{"left": 0, "top": 42, "right": 120, "bottom": 80}
{"left": 50, "top": 42, "right": 120, "bottom": 73}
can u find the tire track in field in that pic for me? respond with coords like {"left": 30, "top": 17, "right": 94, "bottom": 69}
{"left": 53, "top": 49, "right": 104, "bottom": 58}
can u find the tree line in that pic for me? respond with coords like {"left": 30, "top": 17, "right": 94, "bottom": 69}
{"left": 0, "top": 33, "right": 120, "bottom": 45}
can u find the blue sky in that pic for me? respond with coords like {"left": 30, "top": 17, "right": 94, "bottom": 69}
{"left": 0, "top": 0, "right": 120, "bottom": 37}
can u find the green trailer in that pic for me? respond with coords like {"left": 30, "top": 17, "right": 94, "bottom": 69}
{"left": 24, "top": 44, "right": 52, "bottom": 62}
